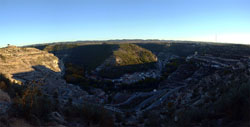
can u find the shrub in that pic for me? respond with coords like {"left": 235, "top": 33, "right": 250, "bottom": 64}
{"left": 0, "top": 54, "right": 6, "bottom": 61}
{"left": 64, "top": 103, "right": 114, "bottom": 127}
{"left": 0, "top": 74, "right": 24, "bottom": 98}
{"left": 215, "top": 81, "right": 250, "bottom": 121}
{"left": 81, "top": 103, "right": 114, "bottom": 127}
{"left": 13, "top": 85, "right": 54, "bottom": 123}
{"left": 175, "top": 81, "right": 250, "bottom": 127}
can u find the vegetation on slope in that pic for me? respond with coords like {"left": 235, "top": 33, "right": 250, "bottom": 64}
{"left": 0, "top": 74, "right": 115, "bottom": 126}
{"left": 41, "top": 43, "right": 157, "bottom": 70}
{"left": 0, "top": 74, "right": 55, "bottom": 124}
{"left": 176, "top": 81, "right": 250, "bottom": 127}
{"left": 138, "top": 42, "right": 250, "bottom": 58}
{"left": 40, "top": 43, "right": 158, "bottom": 79}
{"left": 99, "top": 44, "right": 158, "bottom": 78}
{"left": 43, "top": 44, "right": 78, "bottom": 52}
{"left": 113, "top": 44, "right": 157, "bottom": 66}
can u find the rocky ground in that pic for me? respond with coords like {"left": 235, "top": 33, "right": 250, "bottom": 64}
{"left": 107, "top": 54, "right": 250, "bottom": 126}
{"left": 0, "top": 46, "right": 108, "bottom": 127}
{"left": 1, "top": 44, "right": 250, "bottom": 127}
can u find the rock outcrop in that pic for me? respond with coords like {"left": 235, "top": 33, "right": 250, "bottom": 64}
{"left": 0, "top": 46, "right": 106, "bottom": 107}
{"left": 0, "top": 46, "right": 61, "bottom": 84}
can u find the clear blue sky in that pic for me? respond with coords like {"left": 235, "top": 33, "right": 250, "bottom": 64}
{"left": 0, "top": 0, "right": 249, "bottom": 47}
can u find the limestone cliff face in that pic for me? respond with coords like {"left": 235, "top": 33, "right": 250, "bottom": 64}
{"left": 0, "top": 46, "right": 61, "bottom": 83}
{"left": 0, "top": 46, "right": 103, "bottom": 111}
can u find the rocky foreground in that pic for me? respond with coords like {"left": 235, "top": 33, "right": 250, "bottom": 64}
{"left": 0, "top": 46, "right": 108, "bottom": 127}
{"left": 108, "top": 53, "right": 250, "bottom": 126}
{"left": 0, "top": 44, "right": 250, "bottom": 127}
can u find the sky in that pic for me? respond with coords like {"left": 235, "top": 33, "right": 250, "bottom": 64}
{"left": 0, "top": 0, "right": 250, "bottom": 47}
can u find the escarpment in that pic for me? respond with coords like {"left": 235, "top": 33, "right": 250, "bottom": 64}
{"left": 0, "top": 46, "right": 61, "bottom": 84}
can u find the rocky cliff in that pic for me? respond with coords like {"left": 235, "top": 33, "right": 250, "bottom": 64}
{"left": 0, "top": 46, "right": 106, "bottom": 106}
{"left": 0, "top": 46, "right": 61, "bottom": 83}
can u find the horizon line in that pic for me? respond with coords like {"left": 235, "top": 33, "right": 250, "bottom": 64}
{"left": 1, "top": 39, "right": 249, "bottom": 48}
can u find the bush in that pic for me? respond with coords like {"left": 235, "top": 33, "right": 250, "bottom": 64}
{"left": 81, "top": 103, "right": 114, "bottom": 127}
{"left": 13, "top": 85, "right": 54, "bottom": 123}
{"left": 64, "top": 103, "right": 115, "bottom": 127}
{"left": 175, "top": 81, "right": 250, "bottom": 127}
{"left": 0, "top": 74, "right": 56, "bottom": 125}
{"left": 0, "top": 74, "right": 24, "bottom": 98}
{"left": 215, "top": 82, "right": 250, "bottom": 121}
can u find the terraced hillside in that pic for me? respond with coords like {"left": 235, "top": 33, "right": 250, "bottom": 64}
{"left": 0, "top": 46, "right": 61, "bottom": 84}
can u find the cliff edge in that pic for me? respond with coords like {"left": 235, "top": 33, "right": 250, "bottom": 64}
{"left": 0, "top": 46, "right": 61, "bottom": 83}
